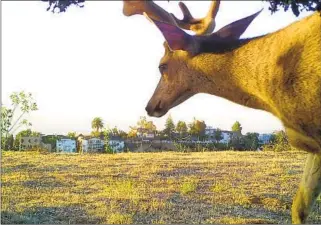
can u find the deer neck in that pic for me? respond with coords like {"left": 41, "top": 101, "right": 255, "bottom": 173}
{"left": 192, "top": 35, "right": 280, "bottom": 113}
{"left": 192, "top": 12, "right": 320, "bottom": 116}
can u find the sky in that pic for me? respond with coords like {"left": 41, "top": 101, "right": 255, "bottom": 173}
{"left": 2, "top": 1, "right": 314, "bottom": 135}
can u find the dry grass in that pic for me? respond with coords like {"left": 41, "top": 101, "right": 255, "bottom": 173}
{"left": 1, "top": 150, "right": 321, "bottom": 224}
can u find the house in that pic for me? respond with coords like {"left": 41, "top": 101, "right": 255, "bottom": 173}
{"left": 19, "top": 136, "right": 52, "bottom": 151}
{"left": 109, "top": 136, "right": 125, "bottom": 153}
{"left": 87, "top": 137, "right": 104, "bottom": 152}
{"left": 77, "top": 135, "right": 104, "bottom": 153}
{"left": 205, "top": 126, "right": 216, "bottom": 137}
{"left": 56, "top": 139, "right": 77, "bottom": 153}
{"left": 258, "top": 133, "right": 273, "bottom": 145}
{"left": 205, "top": 127, "right": 236, "bottom": 144}
{"left": 20, "top": 137, "right": 42, "bottom": 150}
{"left": 220, "top": 131, "right": 232, "bottom": 144}
{"left": 136, "top": 128, "right": 155, "bottom": 139}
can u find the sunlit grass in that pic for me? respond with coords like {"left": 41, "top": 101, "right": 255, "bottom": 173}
{"left": 1, "top": 150, "right": 321, "bottom": 224}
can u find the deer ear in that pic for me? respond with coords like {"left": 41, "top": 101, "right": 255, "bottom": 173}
{"left": 214, "top": 9, "right": 263, "bottom": 39}
{"left": 147, "top": 14, "right": 196, "bottom": 52}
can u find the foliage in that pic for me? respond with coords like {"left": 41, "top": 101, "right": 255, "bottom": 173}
{"left": 188, "top": 118, "right": 206, "bottom": 140}
{"left": 41, "top": 0, "right": 85, "bottom": 13}
{"left": 41, "top": 0, "right": 321, "bottom": 17}
{"left": 176, "top": 120, "right": 188, "bottom": 137}
{"left": 127, "top": 127, "right": 138, "bottom": 139}
{"left": 103, "top": 128, "right": 114, "bottom": 154}
{"left": 1, "top": 91, "right": 38, "bottom": 150}
{"left": 265, "top": 0, "right": 320, "bottom": 17}
{"left": 67, "top": 132, "right": 76, "bottom": 139}
{"left": 265, "top": 130, "right": 294, "bottom": 151}
{"left": 243, "top": 132, "right": 260, "bottom": 150}
{"left": 214, "top": 128, "right": 223, "bottom": 143}
{"left": 2, "top": 134, "right": 14, "bottom": 150}
{"left": 13, "top": 129, "right": 41, "bottom": 150}
{"left": 109, "top": 126, "right": 127, "bottom": 139}
{"left": 137, "top": 116, "right": 157, "bottom": 132}
{"left": 91, "top": 117, "right": 104, "bottom": 133}
{"left": 163, "top": 115, "right": 175, "bottom": 139}
{"left": 231, "top": 121, "right": 242, "bottom": 134}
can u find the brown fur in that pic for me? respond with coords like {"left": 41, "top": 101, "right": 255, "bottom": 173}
{"left": 144, "top": 12, "right": 321, "bottom": 224}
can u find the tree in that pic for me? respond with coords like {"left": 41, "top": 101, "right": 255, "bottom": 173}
{"left": 176, "top": 120, "right": 188, "bottom": 137}
{"left": 137, "top": 116, "right": 157, "bottom": 132}
{"left": 42, "top": 0, "right": 320, "bottom": 17}
{"left": 67, "top": 132, "right": 76, "bottom": 139}
{"left": 42, "top": 134, "right": 60, "bottom": 150}
{"left": 1, "top": 91, "right": 38, "bottom": 150}
{"left": 214, "top": 128, "right": 223, "bottom": 144}
{"left": 91, "top": 117, "right": 104, "bottom": 133}
{"left": 243, "top": 132, "right": 260, "bottom": 150}
{"left": 231, "top": 121, "right": 242, "bottom": 134}
{"left": 128, "top": 127, "right": 138, "bottom": 139}
{"left": 270, "top": 130, "right": 290, "bottom": 151}
{"left": 109, "top": 126, "right": 127, "bottom": 139}
{"left": 103, "top": 128, "right": 113, "bottom": 154}
{"left": 13, "top": 129, "right": 41, "bottom": 150}
{"left": 265, "top": 0, "right": 320, "bottom": 17}
{"left": 188, "top": 118, "right": 206, "bottom": 140}
{"left": 163, "top": 115, "right": 175, "bottom": 139}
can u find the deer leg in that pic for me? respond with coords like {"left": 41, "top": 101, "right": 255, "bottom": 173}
{"left": 292, "top": 153, "right": 321, "bottom": 224}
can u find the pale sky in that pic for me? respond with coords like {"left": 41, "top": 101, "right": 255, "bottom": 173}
{"left": 2, "top": 1, "right": 314, "bottom": 135}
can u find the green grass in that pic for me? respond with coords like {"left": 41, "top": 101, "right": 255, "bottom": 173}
{"left": 1, "top": 150, "right": 321, "bottom": 224}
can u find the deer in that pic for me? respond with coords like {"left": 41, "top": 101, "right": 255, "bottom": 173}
{"left": 122, "top": 0, "right": 321, "bottom": 223}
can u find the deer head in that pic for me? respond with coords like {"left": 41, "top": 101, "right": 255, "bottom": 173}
{"left": 123, "top": 1, "right": 262, "bottom": 117}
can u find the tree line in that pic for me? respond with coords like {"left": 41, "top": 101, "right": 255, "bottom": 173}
{"left": 1, "top": 91, "right": 290, "bottom": 152}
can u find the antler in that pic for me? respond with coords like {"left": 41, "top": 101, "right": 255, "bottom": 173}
{"left": 171, "top": 1, "right": 220, "bottom": 35}
{"left": 123, "top": 0, "right": 220, "bottom": 36}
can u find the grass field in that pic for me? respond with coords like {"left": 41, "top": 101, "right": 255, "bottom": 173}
{"left": 1, "top": 150, "right": 321, "bottom": 224}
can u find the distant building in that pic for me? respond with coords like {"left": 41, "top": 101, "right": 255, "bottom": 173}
{"left": 136, "top": 128, "right": 156, "bottom": 140}
{"left": 88, "top": 138, "right": 104, "bottom": 152}
{"left": 220, "top": 131, "right": 232, "bottom": 144}
{"left": 205, "top": 127, "right": 236, "bottom": 144}
{"left": 20, "top": 137, "right": 42, "bottom": 150}
{"left": 19, "top": 136, "right": 51, "bottom": 151}
{"left": 109, "top": 136, "right": 125, "bottom": 153}
{"left": 258, "top": 134, "right": 273, "bottom": 145}
{"left": 56, "top": 139, "right": 77, "bottom": 153}
{"left": 205, "top": 126, "right": 216, "bottom": 137}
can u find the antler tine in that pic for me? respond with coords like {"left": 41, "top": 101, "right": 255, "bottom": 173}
{"left": 123, "top": 1, "right": 178, "bottom": 26}
{"left": 172, "top": 0, "right": 221, "bottom": 35}
{"left": 123, "top": 0, "right": 220, "bottom": 36}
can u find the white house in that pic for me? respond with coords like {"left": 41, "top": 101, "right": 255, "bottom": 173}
{"left": 56, "top": 139, "right": 77, "bottom": 153}
{"left": 205, "top": 127, "right": 233, "bottom": 144}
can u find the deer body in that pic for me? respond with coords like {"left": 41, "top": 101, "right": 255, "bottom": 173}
{"left": 123, "top": 1, "right": 321, "bottom": 223}
{"left": 193, "top": 12, "right": 321, "bottom": 154}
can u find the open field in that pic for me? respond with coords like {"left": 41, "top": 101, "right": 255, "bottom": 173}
{"left": 1, "top": 150, "right": 321, "bottom": 224}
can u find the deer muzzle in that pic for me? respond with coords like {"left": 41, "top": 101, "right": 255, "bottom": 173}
{"left": 145, "top": 100, "right": 168, "bottom": 118}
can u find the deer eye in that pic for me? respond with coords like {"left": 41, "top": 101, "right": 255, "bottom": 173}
{"left": 158, "top": 64, "right": 167, "bottom": 75}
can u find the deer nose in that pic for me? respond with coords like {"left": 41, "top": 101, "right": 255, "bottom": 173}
{"left": 145, "top": 100, "right": 162, "bottom": 116}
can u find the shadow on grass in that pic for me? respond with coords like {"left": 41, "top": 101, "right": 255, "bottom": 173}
{"left": 1, "top": 206, "right": 102, "bottom": 224}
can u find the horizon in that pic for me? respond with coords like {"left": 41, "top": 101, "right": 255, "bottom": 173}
{"left": 2, "top": 1, "right": 314, "bottom": 136}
